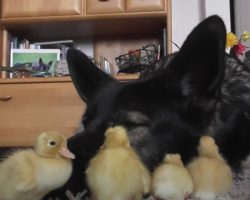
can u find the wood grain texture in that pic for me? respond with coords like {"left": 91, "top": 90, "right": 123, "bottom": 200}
{"left": 86, "top": 0, "right": 125, "bottom": 14}
{"left": 166, "top": 0, "right": 172, "bottom": 53}
{"left": 126, "top": 0, "right": 165, "bottom": 12}
{"left": 0, "top": 75, "right": 138, "bottom": 84}
{"left": 2, "top": 15, "right": 166, "bottom": 43}
{"left": 2, "top": 0, "right": 83, "bottom": 18}
{"left": 0, "top": 81, "right": 85, "bottom": 146}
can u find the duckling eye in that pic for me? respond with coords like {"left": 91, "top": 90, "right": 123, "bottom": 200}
{"left": 49, "top": 141, "right": 56, "bottom": 146}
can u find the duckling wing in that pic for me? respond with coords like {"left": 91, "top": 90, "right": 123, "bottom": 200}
{"left": 15, "top": 152, "right": 37, "bottom": 191}
{"left": 16, "top": 177, "right": 36, "bottom": 192}
{"left": 15, "top": 171, "right": 36, "bottom": 192}
{"left": 10, "top": 150, "right": 37, "bottom": 192}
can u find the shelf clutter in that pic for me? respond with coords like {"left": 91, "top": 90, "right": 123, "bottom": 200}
{"left": 6, "top": 38, "right": 74, "bottom": 78}
{"left": 0, "top": 0, "right": 171, "bottom": 149}
{"left": 3, "top": 35, "right": 166, "bottom": 80}
{"left": 0, "top": 0, "right": 170, "bottom": 80}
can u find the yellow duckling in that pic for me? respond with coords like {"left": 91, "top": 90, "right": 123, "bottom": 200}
{"left": 187, "top": 136, "right": 233, "bottom": 200}
{"left": 151, "top": 154, "right": 193, "bottom": 200}
{"left": 0, "top": 131, "right": 75, "bottom": 200}
{"left": 86, "top": 126, "right": 151, "bottom": 200}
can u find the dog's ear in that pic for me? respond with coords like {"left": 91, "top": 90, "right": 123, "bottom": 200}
{"left": 167, "top": 15, "right": 226, "bottom": 98}
{"left": 67, "top": 48, "right": 114, "bottom": 101}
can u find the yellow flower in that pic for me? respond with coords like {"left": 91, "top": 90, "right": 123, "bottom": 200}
{"left": 226, "top": 32, "right": 239, "bottom": 47}
{"left": 242, "top": 31, "right": 250, "bottom": 42}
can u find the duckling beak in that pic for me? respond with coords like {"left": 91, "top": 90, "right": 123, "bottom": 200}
{"left": 59, "top": 147, "right": 75, "bottom": 159}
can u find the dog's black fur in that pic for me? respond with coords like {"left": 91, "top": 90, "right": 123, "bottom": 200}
{"left": 46, "top": 16, "right": 250, "bottom": 198}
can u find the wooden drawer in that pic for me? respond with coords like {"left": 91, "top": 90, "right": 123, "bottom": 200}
{"left": 126, "top": 0, "right": 165, "bottom": 12}
{"left": 0, "top": 80, "right": 85, "bottom": 147}
{"left": 86, "top": 0, "right": 125, "bottom": 14}
{"left": 2, "top": 0, "right": 83, "bottom": 18}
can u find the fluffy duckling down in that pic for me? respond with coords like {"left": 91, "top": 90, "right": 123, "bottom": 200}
{"left": 151, "top": 153, "right": 193, "bottom": 200}
{"left": 187, "top": 136, "right": 233, "bottom": 200}
{"left": 0, "top": 131, "right": 75, "bottom": 200}
{"left": 86, "top": 126, "right": 151, "bottom": 200}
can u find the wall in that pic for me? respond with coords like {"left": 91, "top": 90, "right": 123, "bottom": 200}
{"left": 234, "top": 0, "right": 250, "bottom": 48}
{"left": 171, "top": 0, "right": 231, "bottom": 51}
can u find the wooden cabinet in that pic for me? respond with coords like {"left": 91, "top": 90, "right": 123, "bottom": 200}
{"left": 0, "top": 0, "right": 170, "bottom": 73}
{"left": 0, "top": 78, "right": 85, "bottom": 146}
{"left": 86, "top": 0, "right": 125, "bottom": 14}
{"left": 126, "top": 0, "right": 165, "bottom": 12}
{"left": 86, "top": 0, "right": 165, "bottom": 15}
{"left": 0, "top": 0, "right": 172, "bottom": 147}
{"left": 2, "top": 0, "right": 83, "bottom": 18}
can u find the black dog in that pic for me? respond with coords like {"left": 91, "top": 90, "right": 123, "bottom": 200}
{"left": 46, "top": 15, "right": 250, "bottom": 198}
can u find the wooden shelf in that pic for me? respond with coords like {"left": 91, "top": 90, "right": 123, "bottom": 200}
{"left": 1, "top": 14, "right": 166, "bottom": 41}
{"left": 1, "top": 10, "right": 166, "bottom": 23}
{"left": 114, "top": 73, "right": 139, "bottom": 81}
{"left": 0, "top": 76, "right": 72, "bottom": 84}
{"left": 0, "top": 74, "right": 139, "bottom": 84}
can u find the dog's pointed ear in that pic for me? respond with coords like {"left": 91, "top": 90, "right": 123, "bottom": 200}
{"left": 167, "top": 15, "right": 226, "bottom": 97}
{"left": 67, "top": 48, "right": 114, "bottom": 101}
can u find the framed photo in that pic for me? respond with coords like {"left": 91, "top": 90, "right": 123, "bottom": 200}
{"left": 10, "top": 49, "right": 60, "bottom": 77}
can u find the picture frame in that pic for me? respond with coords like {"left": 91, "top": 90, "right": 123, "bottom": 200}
{"left": 10, "top": 49, "right": 60, "bottom": 77}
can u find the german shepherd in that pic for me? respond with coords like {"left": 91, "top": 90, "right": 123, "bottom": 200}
{"left": 46, "top": 15, "right": 250, "bottom": 198}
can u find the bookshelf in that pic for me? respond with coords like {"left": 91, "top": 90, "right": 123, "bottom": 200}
{"left": 0, "top": 0, "right": 172, "bottom": 146}
{"left": 0, "top": 0, "right": 172, "bottom": 72}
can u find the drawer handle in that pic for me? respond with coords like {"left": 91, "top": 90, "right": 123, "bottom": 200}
{"left": 99, "top": 0, "right": 109, "bottom": 1}
{"left": 0, "top": 96, "right": 12, "bottom": 101}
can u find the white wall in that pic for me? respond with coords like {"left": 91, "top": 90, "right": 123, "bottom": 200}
{"left": 234, "top": 0, "right": 250, "bottom": 48}
{"left": 171, "top": 0, "right": 231, "bottom": 51}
